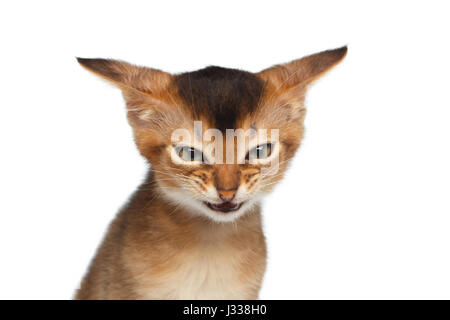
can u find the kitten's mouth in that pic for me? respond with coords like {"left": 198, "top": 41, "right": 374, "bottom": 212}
{"left": 204, "top": 201, "right": 243, "bottom": 213}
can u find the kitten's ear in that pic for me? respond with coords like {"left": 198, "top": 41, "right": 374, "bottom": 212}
{"left": 76, "top": 58, "right": 171, "bottom": 93}
{"left": 77, "top": 58, "right": 175, "bottom": 129}
{"left": 256, "top": 47, "right": 347, "bottom": 121}
{"left": 257, "top": 46, "right": 347, "bottom": 90}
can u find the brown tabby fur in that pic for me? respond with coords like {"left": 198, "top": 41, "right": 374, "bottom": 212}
{"left": 75, "top": 47, "right": 347, "bottom": 299}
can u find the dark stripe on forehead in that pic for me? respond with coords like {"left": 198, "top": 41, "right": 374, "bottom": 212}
{"left": 174, "top": 66, "right": 264, "bottom": 131}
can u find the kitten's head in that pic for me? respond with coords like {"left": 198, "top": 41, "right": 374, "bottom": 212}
{"left": 78, "top": 47, "right": 346, "bottom": 222}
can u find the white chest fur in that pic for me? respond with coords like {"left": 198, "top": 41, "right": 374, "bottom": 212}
{"left": 138, "top": 245, "right": 261, "bottom": 300}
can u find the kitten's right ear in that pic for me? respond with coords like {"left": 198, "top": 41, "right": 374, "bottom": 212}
{"left": 76, "top": 58, "right": 175, "bottom": 129}
{"left": 76, "top": 58, "right": 171, "bottom": 93}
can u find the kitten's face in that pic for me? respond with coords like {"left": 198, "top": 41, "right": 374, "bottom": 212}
{"left": 146, "top": 67, "right": 301, "bottom": 222}
{"left": 78, "top": 47, "right": 346, "bottom": 222}
{"left": 155, "top": 117, "right": 290, "bottom": 223}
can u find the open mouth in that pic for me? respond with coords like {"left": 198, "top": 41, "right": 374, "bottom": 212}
{"left": 204, "top": 201, "right": 243, "bottom": 213}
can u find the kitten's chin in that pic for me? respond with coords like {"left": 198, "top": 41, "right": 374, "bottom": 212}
{"left": 160, "top": 188, "right": 258, "bottom": 223}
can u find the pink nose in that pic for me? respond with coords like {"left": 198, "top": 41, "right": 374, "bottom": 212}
{"left": 217, "top": 189, "right": 237, "bottom": 201}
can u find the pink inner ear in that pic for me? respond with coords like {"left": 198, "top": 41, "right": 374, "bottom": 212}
{"left": 126, "top": 107, "right": 154, "bottom": 128}
{"left": 253, "top": 82, "right": 307, "bottom": 127}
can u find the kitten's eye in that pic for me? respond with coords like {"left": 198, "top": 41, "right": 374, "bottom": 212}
{"left": 246, "top": 143, "right": 273, "bottom": 160}
{"left": 176, "top": 146, "right": 204, "bottom": 162}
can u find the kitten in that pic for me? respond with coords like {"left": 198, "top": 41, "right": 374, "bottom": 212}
{"left": 75, "top": 47, "right": 347, "bottom": 299}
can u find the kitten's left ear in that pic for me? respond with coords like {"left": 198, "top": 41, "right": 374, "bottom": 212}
{"left": 257, "top": 46, "right": 347, "bottom": 88}
{"left": 256, "top": 47, "right": 347, "bottom": 120}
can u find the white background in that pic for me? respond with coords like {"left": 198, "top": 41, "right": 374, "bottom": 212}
{"left": 0, "top": 1, "right": 449, "bottom": 299}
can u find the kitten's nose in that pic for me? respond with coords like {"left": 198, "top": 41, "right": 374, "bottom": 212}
{"left": 217, "top": 188, "right": 237, "bottom": 202}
